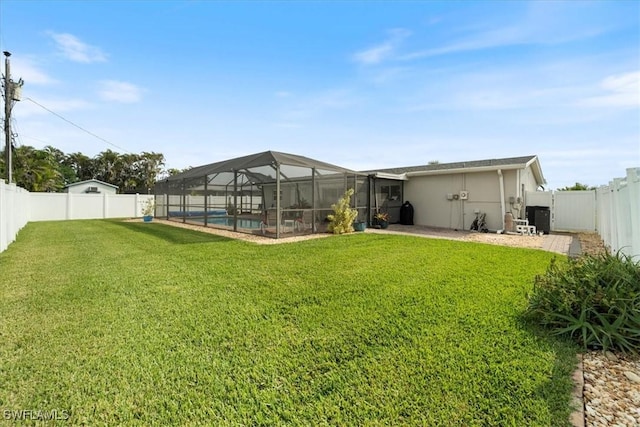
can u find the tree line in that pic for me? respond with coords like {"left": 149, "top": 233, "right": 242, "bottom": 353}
{"left": 0, "top": 145, "right": 166, "bottom": 193}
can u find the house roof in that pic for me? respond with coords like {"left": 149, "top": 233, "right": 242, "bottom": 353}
{"left": 65, "top": 179, "right": 119, "bottom": 189}
{"left": 365, "top": 155, "right": 546, "bottom": 185}
{"left": 166, "top": 150, "right": 361, "bottom": 182}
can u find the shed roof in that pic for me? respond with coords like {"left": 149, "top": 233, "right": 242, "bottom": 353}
{"left": 64, "top": 179, "right": 119, "bottom": 189}
{"left": 166, "top": 150, "right": 360, "bottom": 182}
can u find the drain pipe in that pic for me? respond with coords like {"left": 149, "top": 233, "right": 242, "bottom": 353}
{"left": 498, "top": 169, "right": 506, "bottom": 232}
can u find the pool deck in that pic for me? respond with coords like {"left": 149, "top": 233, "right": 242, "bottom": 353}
{"left": 375, "top": 224, "right": 578, "bottom": 256}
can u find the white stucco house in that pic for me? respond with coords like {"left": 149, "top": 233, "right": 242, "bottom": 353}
{"left": 156, "top": 151, "right": 548, "bottom": 238}
{"left": 369, "top": 155, "right": 546, "bottom": 232}
{"left": 64, "top": 179, "right": 119, "bottom": 194}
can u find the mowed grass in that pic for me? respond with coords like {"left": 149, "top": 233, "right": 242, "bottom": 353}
{"left": 0, "top": 220, "right": 578, "bottom": 426}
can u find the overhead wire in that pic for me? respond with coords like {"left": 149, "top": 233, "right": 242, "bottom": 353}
{"left": 24, "top": 97, "right": 131, "bottom": 153}
{"left": 1, "top": 4, "right": 133, "bottom": 156}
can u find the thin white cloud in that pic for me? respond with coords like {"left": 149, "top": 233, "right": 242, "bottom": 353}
{"left": 49, "top": 32, "right": 107, "bottom": 63}
{"left": 10, "top": 57, "right": 57, "bottom": 85}
{"left": 353, "top": 28, "right": 411, "bottom": 65}
{"left": 275, "top": 91, "right": 292, "bottom": 98}
{"left": 401, "top": 3, "right": 610, "bottom": 61}
{"left": 97, "top": 80, "right": 143, "bottom": 103}
{"left": 577, "top": 71, "right": 640, "bottom": 108}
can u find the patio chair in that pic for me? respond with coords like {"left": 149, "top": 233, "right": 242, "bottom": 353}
{"left": 295, "top": 210, "right": 315, "bottom": 232}
{"left": 260, "top": 209, "right": 295, "bottom": 234}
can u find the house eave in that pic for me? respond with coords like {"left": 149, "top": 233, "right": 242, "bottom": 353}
{"left": 370, "top": 172, "right": 408, "bottom": 181}
{"left": 405, "top": 163, "right": 529, "bottom": 177}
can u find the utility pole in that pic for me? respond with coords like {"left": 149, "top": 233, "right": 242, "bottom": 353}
{"left": 3, "top": 51, "right": 23, "bottom": 184}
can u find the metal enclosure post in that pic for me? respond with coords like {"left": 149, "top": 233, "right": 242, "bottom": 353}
{"left": 204, "top": 176, "right": 208, "bottom": 226}
{"left": 233, "top": 170, "right": 238, "bottom": 232}
{"left": 276, "top": 163, "right": 281, "bottom": 239}
{"left": 311, "top": 168, "right": 316, "bottom": 233}
{"left": 181, "top": 179, "right": 186, "bottom": 223}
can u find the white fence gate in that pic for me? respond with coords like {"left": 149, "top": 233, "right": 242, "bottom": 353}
{"left": 526, "top": 167, "right": 639, "bottom": 258}
{"left": 553, "top": 191, "right": 597, "bottom": 232}
{"left": 525, "top": 190, "right": 596, "bottom": 232}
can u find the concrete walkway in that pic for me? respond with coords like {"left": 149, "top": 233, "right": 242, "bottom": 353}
{"left": 371, "top": 224, "right": 579, "bottom": 257}
{"left": 541, "top": 233, "right": 575, "bottom": 256}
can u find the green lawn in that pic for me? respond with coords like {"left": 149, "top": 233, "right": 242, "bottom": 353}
{"left": 0, "top": 220, "right": 578, "bottom": 426}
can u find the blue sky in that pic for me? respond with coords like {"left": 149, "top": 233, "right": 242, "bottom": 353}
{"left": 1, "top": 0, "right": 638, "bottom": 189}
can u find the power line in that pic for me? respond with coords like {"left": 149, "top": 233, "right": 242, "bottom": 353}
{"left": 25, "top": 97, "right": 131, "bottom": 153}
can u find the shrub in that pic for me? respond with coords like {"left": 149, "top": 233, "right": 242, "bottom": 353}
{"left": 525, "top": 251, "right": 640, "bottom": 354}
{"left": 327, "top": 188, "right": 358, "bottom": 234}
{"left": 142, "top": 198, "right": 155, "bottom": 216}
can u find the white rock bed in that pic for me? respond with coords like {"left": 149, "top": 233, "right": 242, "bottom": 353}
{"left": 583, "top": 351, "right": 640, "bottom": 427}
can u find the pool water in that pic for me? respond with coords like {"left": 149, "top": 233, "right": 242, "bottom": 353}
{"left": 202, "top": 217, "right": 263, "bottom": 229}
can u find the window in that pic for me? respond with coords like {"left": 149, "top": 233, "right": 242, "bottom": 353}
{"left": 380, "top": 184, "right": 401, "bottom": 201}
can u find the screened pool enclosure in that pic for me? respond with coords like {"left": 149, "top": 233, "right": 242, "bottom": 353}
{"left": 154, "top": 151, "right": 372, "bottom": 239}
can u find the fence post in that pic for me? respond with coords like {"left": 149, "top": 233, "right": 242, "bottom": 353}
{"left": 103, "top": 192, "right": 108, "bottom": 218}
{"left": 134, "top": 193, "right": 140, "bottom": 217}
{"left": 66, "top": 192, "right": 72, "bottom": 220}
{"left": 627, "top": 168, "right": 640, "bottom": 258}
{"left": 0, "top": 180, "right": 5, "bottom": 252}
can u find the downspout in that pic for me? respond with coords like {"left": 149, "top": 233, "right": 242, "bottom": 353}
{"left": 498, "top": 169, "right": 506, "bottom": 231}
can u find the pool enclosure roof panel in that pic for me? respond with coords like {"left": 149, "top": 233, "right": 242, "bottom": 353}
{"left": 165, "top": 150, "right": 361, "bottom": 182}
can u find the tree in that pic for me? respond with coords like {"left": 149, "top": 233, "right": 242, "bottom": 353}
{"left": 44, "top": 146, "right": 76, "bottom": 186}
{"left": 12, "top": 145, "right": 63, "bottom": 191}
{"left": 3, "top": 143, "right": 166, "bottom": 193}
{"left": 65, "top": 152, "right": 95, "bottom": 182}
{"left": 558, "top": 182, "right": 596, "bottom": 191}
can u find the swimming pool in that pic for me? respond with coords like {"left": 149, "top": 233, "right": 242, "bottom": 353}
{"left": 200, "top": 217, "right": 263, "bottom": 229}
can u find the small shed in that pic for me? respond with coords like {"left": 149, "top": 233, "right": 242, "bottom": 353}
{"left": 64, "top": 179, "right": 119, "bottom": 194}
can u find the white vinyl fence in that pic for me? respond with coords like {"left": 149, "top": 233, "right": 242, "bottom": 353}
{"left": 0, "top": 180, "right": 30, "bottom": 253}
{"left": 526, "top": 167, "right": 639, "bottom": 258}
{"left": 596, "top": 168, "right": 640, "bottom": 259}
{"left": 0, "top": 181, "right": 154, "bottom": 254}
{"left": 525, "top": 190, "right": 597, "bottom": 232}
{"left": 29, "top": 193, "right": 153, "bottom": 221}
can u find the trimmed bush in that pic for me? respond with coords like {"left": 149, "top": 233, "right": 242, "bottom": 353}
{"left": 525, "top": 251, "right": 640, "bottom": 354}
{"left": 327, "top": 188, "right": 358, "bottom": 234}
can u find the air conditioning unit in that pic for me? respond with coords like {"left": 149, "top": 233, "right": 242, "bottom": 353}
{"left": 459, "top": 190, "right": 469, "bottom": 200}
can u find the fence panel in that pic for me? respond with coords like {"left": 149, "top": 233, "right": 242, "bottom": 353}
{"left": 30, "top": 193, "right": 68, "bottom": 221}
{"left": 525, "top": 191, "right": 552, "bottom": 209}
{"left": 29, "top": 193, "right": 153, "bottom": 222}
{"left": 0, "top": 180, "right": 30, "bottom": 253}
{"left": 553, "top": 190, "right": 596, "bottom": 232}
{"left": 597, "top": 168, "right": 640, "bottom": 258}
